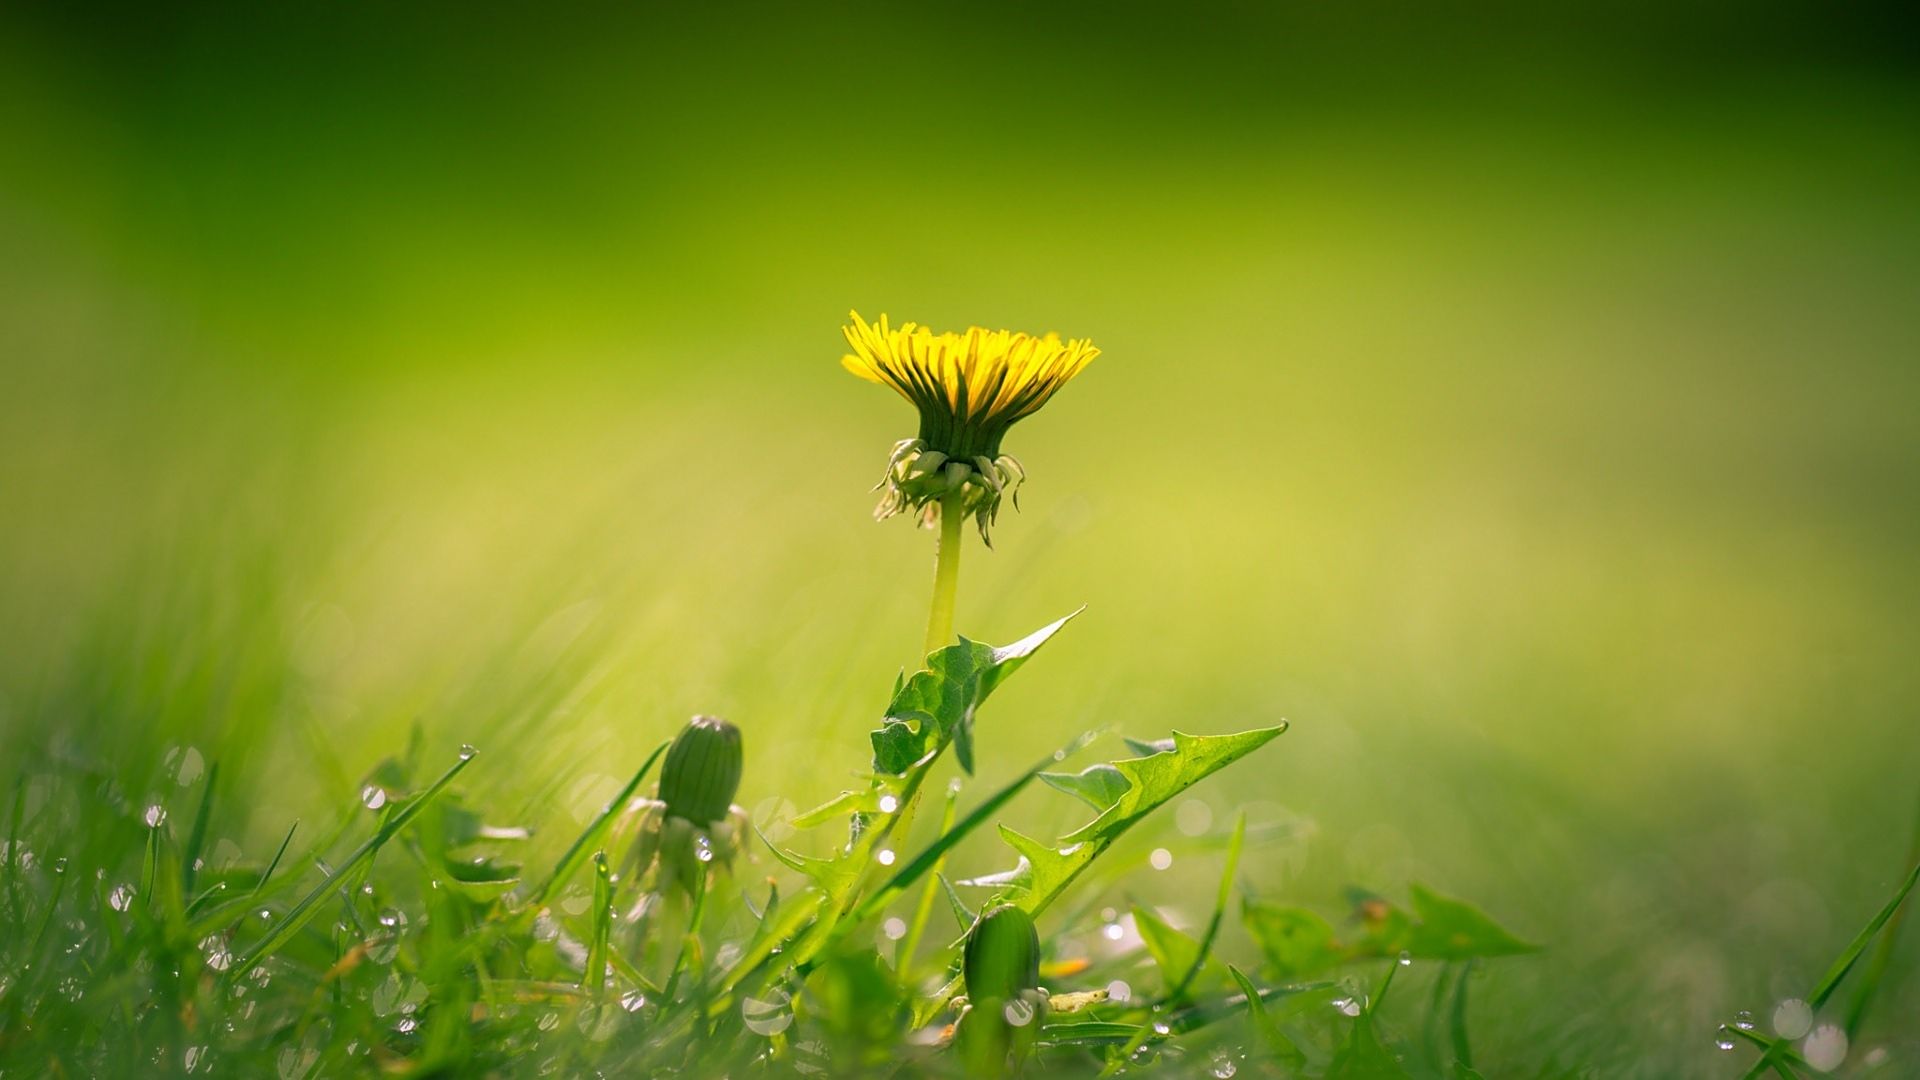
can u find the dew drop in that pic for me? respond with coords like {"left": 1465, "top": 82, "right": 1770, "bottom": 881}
{"left": 1803, "top": 1024, "right": 1849, "bottom": 1073}
{"left": 1004, "top": 998, "right": 1037, "bottom": 1027}
{"left": 694, "top": 837, "right": 716, "bottom": 863}
{"left": 1106, "top": 979, "right": 1132, "bottom": 1004}
{"left": 743, "top": 989, "right": 794, "bottom": 1036}
{"left": 620, "top": 989, "right": 648, "bottom": 1012}
{"left": 882, "top": 917, "right": 908, "bottom": 941}
{"left": 458, "top": 744, "right": 477, "bottom": 761}
{"left": 144, "top": 805, "right": 169, "bottom": 829}
{"left": 1734, "top": 1009, "right": 1756, "bottom": 1031}
{"left": 1714, "top": 1027, "right": 1736, "bottom": 1052}
{"left": 108, "top": 884, "right": 135, "bottom": 912}
{"left": 1773, "top": 998, "right": 1813, "bottom": 1040}
{"left": 52, "top": 858, "right": 68, "bottom": 874}
{"left": 1397, "top": 950, "right": 1413, "bottom": 967}
{"left": 361, "top": 786, "right": 387, "bottom": 810}
{"left": 877, "top": 848, "right": 896, "bottom": 867}
{"left": 1211, "top": 1051, "right": 1239, "bottom": 1078}
{"left": 1333, "top": 996, "right": 1364, "bottom": 1017}
{"left": 877, "top": 795, "right": 899, "bottom": 813}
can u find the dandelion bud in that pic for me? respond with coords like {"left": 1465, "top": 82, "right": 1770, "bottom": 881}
{"left": 959, "top": 904, "right": 1044, "bottom": 1075}
{"left": 658, "top": 715, "right": 742, "bottom": 827}
{"left": 963, "top": 904, "right": 1040, "bottom": 1005}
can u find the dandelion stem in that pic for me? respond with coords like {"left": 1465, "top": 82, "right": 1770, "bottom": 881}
{"left": 923, "top": 492, "right": 966, "bottom": 656}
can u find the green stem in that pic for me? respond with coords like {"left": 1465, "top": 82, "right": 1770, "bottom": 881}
{"left": 923, "top": 493, "right": 966, "bottom": 657}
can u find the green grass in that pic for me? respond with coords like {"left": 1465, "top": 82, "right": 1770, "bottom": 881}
{"left": 4, "top": 3, "right": 1920, "bottom": 1074}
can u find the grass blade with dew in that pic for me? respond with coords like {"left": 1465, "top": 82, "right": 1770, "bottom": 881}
{"left": 1228, "top": 963, "right": 1302, "bottom": 1062}
{"left": 527, "top": 738, "right": 669, "bottom": 908}
{"left": 585, "top": 851, "right": 613, "bottom": 999}
{"left": 1738, "top": 857, "right": 1920, "bottom": 1080}
{"left": 1165, "top": 810, "right": 1245, "bottom": 1003}
{"left": 229, "top": 747, "right": 477, "bottom": 980}
{"left": 180, "top": 761, "right": 218, "bottom": 897}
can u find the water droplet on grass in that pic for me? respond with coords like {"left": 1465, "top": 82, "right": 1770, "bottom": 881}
{"left": 877, "top": 848, "right": 896, "bottom": 866}
{"left": 1333, "top": 997, "right": 1363, "bottom": 1017}
{"left": 882, "top": 917, "right": 907, "bottom": 941}
{"left": 620, "top": 989, "right": 648, "bottom": 1012}
{"left": 1211, "top": 1051, "right": 1239, "bottom": 1078}
{"left": 1715, "top": 1026, "right": 1737, "bottom": 1051}
{"left": 1803, "top": 1024, "right": 1849, "bottom": 1072}
{"left": 108, "top": 884, "right": 135, "bottom": 911}
{"left": 694, "top": 837, "right": 716, "bottom": 863}
{"left": 1733, "top": 1009, "right": 1756, "bottom": 1030}
{"left": 52, "top": 858, "right": 67, "bottom": 874}
{"left": 144, "top": 805, "right": 168, "bottom": 828}
{"left": 1397, "top": 950, "right": 1412, "bottom": 967}
{"left": 1004, "top": 998, "right": 1036, "bottom": 1027}
{"left": 360, "top": 786, "right": 387, "bottom": 810}
{"left": 1773, "top": 998, "right": 1813, "bottom": 1040}
{"left": 743, "top": 989, "right": 794, "bottom": 1036}
{"left": 458, "top": 744, "right": 477, "bottom": 760}
{"left": 1106, "top": 979, "right": 1132, "bottom": 1004}
{"left": 877, "top": 795, "right": 899, "bottom": 813}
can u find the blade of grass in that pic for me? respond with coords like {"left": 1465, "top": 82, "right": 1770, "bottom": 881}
{"left": 180, "top": 761, "right": 219, "bottom": 896}
{"left": 1845, "top": 792, "right": 1920, "bottom": 1036}
{"left": 1164, "top": 811, "right": 1244, "bottom": 1003}
{"left": 1808, "top": 858, "right": 1920, "bottom": 1007}
{"left": 1740, "top": 857, "right": 1920, "bottom": 1080}
{"left": 663, "top": 865, "right": 709, "bottom": 1005}
{"left": 1228, "top": 963, "right": 1300, "bottom": 1061}
{"left": 895, "top": 781, "right": 959, "bottom": 975}
{"left": 1449, "top": 960, "right": 1474, "bottom": 1072}
{"left": 585, "top": 851, "right": 612, "bottom": 999}
{"left": 527, "top": 739, "right": 668, "bottom": 908}
{"left": 230, "top": 749, "right": 475, "bottom": 979}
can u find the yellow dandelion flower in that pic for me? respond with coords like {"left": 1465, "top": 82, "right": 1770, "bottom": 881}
{"left": 841, "top": 311, "right": 1098, "bottom": 541}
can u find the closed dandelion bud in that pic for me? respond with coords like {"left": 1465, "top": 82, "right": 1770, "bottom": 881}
{"left": 959, "top": 904, "right": 1045, "bottom": 1075}
{"left": 964, "top": 904, "right": 1040, "bottom": 1005}
{"left": 658, "top": 715, "right": 742, "bottom": 827}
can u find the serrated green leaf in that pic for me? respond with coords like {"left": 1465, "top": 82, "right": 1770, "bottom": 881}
{"left": 1060, "top": 728, "right": 1285, "bottom": 845}
{"left": 981, "top": 725, "right": 1286, "bottom": 916}
{"left": 1243, "top": 900, "right": 1346, "bottom": 978}
{"left": 868, "top": 611, "right": 1080, "bottom": 776}
{"left": 1406, "top": 883, "right": 1539, "bottom": 960}
{"left": 1037, "top": 763, "right": 1130, "bottom": 810}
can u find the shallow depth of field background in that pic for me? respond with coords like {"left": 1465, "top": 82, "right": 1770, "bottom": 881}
{"left": 4, "top": 3, "right": 1918, "bottom": 1072}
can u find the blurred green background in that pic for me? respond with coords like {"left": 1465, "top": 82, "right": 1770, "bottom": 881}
{"left": 4, "top": 2, "right": 1918, "bottom": 1072}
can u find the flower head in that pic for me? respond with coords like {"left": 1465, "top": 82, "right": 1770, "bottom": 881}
{"left": 842, "top": 311, "right": 1097, "bottom": 542}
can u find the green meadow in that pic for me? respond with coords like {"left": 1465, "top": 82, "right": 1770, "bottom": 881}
{"left": 3, "top": 5, "right": 1918, "bottom": 1075}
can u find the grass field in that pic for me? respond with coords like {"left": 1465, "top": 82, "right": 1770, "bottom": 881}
{"left": 4, "top": 4, "right": 1919, "bottom": 1075}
